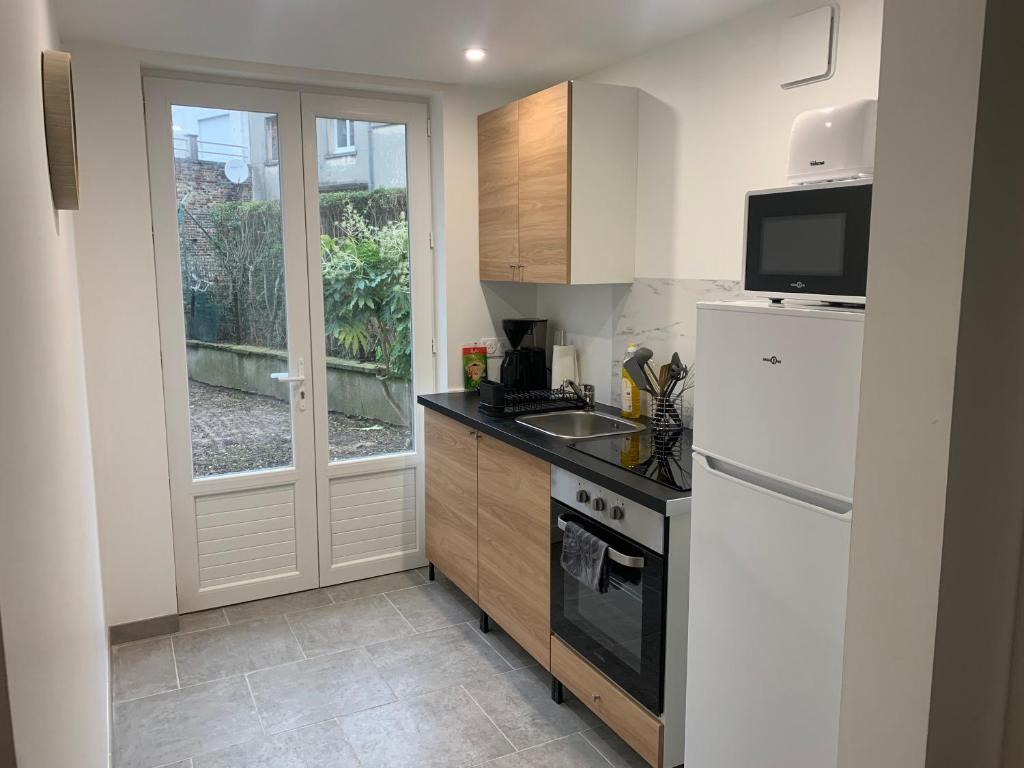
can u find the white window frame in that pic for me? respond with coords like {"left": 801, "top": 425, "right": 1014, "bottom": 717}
{"left": 331, "top": 118, "right": 356, "bottom": 155}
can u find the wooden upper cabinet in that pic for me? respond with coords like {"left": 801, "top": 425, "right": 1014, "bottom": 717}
{"left": 518, "top": 82, "right": 570, "bottom": 284}
{"left": 477, "top": 80, "right": 638, "bottom": 285}
{"left": 477, "top": 434, "right": 552, "bottom": 669}
{"left": 424, "top": 410, "right": 479, "bottom": 602}
{"left": 478, "top": 101, "right": 519, "bottom": 282}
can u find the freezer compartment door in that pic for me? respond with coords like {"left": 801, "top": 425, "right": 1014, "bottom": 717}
{"left": 685, "top": 453, "right": 850, "bottom": 768}
{"left": 694, "top": 302, "right": 863, "bottom": 498}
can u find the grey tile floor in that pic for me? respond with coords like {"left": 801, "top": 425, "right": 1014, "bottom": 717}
{"left": 111, "top": 567, "right": 648, "bottom": 768}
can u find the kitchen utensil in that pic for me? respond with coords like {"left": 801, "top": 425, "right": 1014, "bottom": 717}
{"left": 658, "top": 363, "right": 670, "bottom": 395}
{"left": 624, "top": 348, "right": 656, "bottom": 394}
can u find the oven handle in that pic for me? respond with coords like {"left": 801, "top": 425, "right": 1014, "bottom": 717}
{"left": 556, "top": 516, "right": 645, "bottom": 569}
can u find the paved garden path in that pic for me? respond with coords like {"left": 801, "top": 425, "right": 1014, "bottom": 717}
{"left": 188, "top": 380, "right": 412, "bottom": 477}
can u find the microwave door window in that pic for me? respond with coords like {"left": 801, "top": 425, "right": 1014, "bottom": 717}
{"left": 760, "top": 213, "right": 847, "bottom": 276}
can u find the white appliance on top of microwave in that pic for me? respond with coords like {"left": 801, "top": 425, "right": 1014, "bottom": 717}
{"left": 743, "top": 177, "right": 872, "bottom": 305}
{"left": 686, "top": 300, "right": 864, "bottom": 768}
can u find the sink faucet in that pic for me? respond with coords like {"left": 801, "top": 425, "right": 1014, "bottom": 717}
{"left": 564, "top": 380, "right": 595, "bottom": 408}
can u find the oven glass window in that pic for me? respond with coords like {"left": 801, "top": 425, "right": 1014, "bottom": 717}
{"left": 760, "top": 213, "right": 846, "bottom": 276}
{"left": 564, "top": 561, "right": 646, "bottom": 673}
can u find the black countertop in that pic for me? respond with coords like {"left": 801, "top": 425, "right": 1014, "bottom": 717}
{"left": 417, "top": 391, "right": 691, "bottom": 516}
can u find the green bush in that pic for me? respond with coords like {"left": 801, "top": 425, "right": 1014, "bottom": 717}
{"left": 321, "top": 202, "right": 411, "bottom": 380}
{"left": 180, "top": 189, "right": 411, "bottom": 379}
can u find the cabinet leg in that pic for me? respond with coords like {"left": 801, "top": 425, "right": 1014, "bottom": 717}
{"left": 479, "top": 609, "right": 490, "bottom": 633}
{"left": 551, "top": 676, "right": 565, "bottom": 704}
{"left": 427, "top": 563, "right": 435, "bottom": 581}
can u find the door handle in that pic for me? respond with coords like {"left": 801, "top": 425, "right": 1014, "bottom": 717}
{"left": 271, "top": 359, "right": 307, "bottom": 411}
{"left": 271, "top": 357, "right": 306, "bottom": 384}
{"left": 556, "top": 516, "right": 645, "bottom": 568}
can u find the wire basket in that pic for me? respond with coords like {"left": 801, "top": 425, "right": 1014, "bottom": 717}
{"left": 649, "top": 389, "right": 685, "bottom": 433}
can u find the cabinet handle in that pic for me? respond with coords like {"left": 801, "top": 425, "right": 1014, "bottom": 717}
{"left": 509, "top": 263, "right": 518, "bottom": 280}
{"left": 592, "top": 693, "right": 601, "bottom": 703}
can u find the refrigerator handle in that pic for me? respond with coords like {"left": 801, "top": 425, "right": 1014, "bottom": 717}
{"left": 694, "top": 453, "right": 853, "bottom": 520}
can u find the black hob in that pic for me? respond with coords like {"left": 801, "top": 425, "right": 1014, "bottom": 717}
{"left": 571, "top": 427, "right": 694, "bottom": 493}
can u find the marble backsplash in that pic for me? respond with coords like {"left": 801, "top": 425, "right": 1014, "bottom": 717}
{"left": 610, "top": 278, "right": 744, "bottom": 426}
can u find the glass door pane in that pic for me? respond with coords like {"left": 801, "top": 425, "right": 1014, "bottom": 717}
{"left": 313, "top": 117, "right": 414, "bottom": 463}
{"left": 170, "top": 105, "right": 295, "bottom": 478}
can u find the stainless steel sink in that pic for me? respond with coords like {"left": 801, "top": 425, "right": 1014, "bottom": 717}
{"left": 515, "top": 410, "right": 645, "bottom": 439}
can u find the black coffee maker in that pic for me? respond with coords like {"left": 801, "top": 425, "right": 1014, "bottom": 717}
{"left": 500, "top": 318, "right": 549, "bottom": 391}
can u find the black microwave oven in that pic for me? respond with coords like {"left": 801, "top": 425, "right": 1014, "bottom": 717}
{"left": 743, "top": 178, "right": 872, "bottom": 304}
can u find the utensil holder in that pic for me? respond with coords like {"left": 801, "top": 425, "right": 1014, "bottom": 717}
{"left": 649, "top": 390, "right": 684, "bottom": 433}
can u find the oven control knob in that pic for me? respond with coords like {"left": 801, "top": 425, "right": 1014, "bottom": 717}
{"left": 576, "top": 489, "right": 590, "bottom": 504}
{"left": 610, "top": 505, "right": 625, "bottom": 520}
{"left": 592, "top": 497, "right": 607, "bottom": 512}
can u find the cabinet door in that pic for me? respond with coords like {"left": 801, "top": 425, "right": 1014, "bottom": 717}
{"left": 478, "top": 102, "right": 520, "bottom": 282}
{"left": 477, "top": 435, "right": 552, "bottom": 668}
{"left": 424, "top": 411, "right": 479, "bottom": 601}
{"left": 518, "top": 81, "right": 570, "bottom": 284}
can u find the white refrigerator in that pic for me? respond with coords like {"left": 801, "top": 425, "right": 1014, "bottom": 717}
{"left": 685, "top": 301, "right": 864, "bottom": 768}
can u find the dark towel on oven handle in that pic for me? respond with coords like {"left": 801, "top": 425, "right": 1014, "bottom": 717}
{"left": 559, "top": 519, "right": 610, "bottom": 593}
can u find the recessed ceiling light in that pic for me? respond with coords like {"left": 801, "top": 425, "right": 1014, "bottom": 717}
{"left": 464, "top": 47, "right": 486, "bottom": 63}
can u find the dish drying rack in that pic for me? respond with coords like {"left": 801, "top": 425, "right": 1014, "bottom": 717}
{"left": 478, "top": 381, "right": 588, "bottom": 417}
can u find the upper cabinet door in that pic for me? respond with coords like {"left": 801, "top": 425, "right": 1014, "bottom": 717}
{"left": 478, "top": 102, "right": 520, "bottom": 282}
{"left": 518, "top": 82, "right": 570, "bottom": 284}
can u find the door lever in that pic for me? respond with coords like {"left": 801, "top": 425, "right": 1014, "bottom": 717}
{"left": 271, "top": 359, "right": 307, "bottom": 411}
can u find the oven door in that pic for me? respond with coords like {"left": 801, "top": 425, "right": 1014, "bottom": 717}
{"left": 550, "top": 499, "right": 665, "bottom": 714}
{"left": 744, "top": 181, "right": 872, "bottom": 301}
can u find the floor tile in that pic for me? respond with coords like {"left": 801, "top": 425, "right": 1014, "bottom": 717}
{"left": 172, "top": 615, "right": 304, "bottom": 687}
{"left": 112, "top": 637, "right": 179, "bottom": 702}
{"left": 222, "top": 589, "right": 331, "bottom": 624}
{"left": 340, "top": 685, "right": 513, "bottom": 768}
{"left": 113, "top": 676, "right": 261, "bottom": 768}
{"left": 580, "top": 725, "right": 650, "bottom": 767}
{"left": 247, "top": 647, "right": 395, "bottom": 734}
{"left": 325, "top": 569, "right": 425, "bottom": 602}
{"left": 178, "top": 608, "right": 228, "bottom": 634}
{"left": 385, "top": 581, "right": 476, "bottom": 631}
{"left": 464, "top": 665, "right": 599, "bottom": 750}
{"left": 471, "top": 622, "right": 537, "bottom": 670}
{"left": 192, "top": 720, "right": 359, "bottom": 767}
{"left": 285, "top": 594, "right": 413, "bottom": 657}
{"left": 366, "top": 623, "right": 510, "bottom": 698}
{"left": 482, "top": 733, "right": 611, "bottom": 767}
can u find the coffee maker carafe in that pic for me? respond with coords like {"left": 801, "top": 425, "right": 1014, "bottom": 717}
{"left": 500, "top": 318, "right": 549, "bottom": 391}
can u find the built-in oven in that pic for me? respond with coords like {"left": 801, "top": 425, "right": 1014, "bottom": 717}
{"left": 550, "top": 480, "right": 666, "bottom": 714}
{"left": 743, "top": 178, "right": 872, "bottom": 304}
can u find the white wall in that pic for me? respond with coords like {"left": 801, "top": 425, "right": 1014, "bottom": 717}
{"left": 0, "top": 1, "right": 110, "bottom": 765}
{"left": 584, "top": 0, "right": 883, "bottom": 280}
{"left": 71, "top": 42, "right": 180, "bottom": 627}
{"left": 837, "top": 0, "right": 1006, "bottom": 765}
{"left": 69, "top": 41, "right": 532, "bottom": 623}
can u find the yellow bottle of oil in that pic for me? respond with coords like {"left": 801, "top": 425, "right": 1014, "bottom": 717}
{"left": 620, "top": 344, "right": 643, "bottom": 468}
{"left": 621, "top": 343, "right": 642, "bottom": 419}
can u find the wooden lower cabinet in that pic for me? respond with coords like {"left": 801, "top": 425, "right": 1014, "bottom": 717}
{"left": 424, "top": 410, "right": 479, "bottom": 601}
{"left": 477, "top": 434, "right": 552, "bottom": 669}
{"left": 551, "top": 635, "right": 663, "bottom": 767}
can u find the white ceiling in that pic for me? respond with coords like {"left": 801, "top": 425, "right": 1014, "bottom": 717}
{"left": 54, "top": 0, "right": 767, "bottom": 89}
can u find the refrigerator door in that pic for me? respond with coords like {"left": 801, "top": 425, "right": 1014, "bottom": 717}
{"left": 685, "top": 453, "right": 850, "bottom": 768}
{"left": 694, "top": 301, "right": 864, "bottom": 499}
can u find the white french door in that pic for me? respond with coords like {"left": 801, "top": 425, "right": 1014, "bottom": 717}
{"left": 144, "top": 77, "right": 431, "bottom": 612}
{"left": 300, "top": 94, "right": 432, "bottom": 586}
